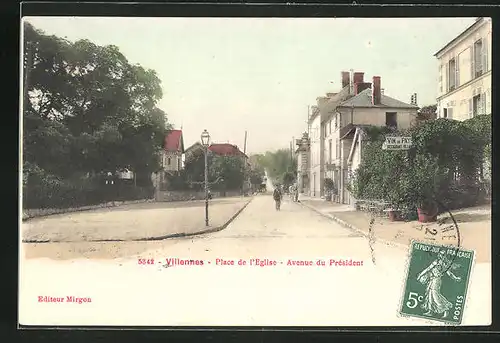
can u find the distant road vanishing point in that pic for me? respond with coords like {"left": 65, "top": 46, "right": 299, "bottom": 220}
{"left": 264, "top": 169, "right": 274, "bottom": 192}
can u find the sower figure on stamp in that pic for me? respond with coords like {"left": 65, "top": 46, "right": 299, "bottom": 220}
{"left": 417, "top": 250, "right": 461, "bottom": 318}
{"left": 273, "top": 185, "right": 282, "bottom": 211}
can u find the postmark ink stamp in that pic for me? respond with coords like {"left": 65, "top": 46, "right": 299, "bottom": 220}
{"left": 416, "top": 198, "right": 462, "bottom": 272}
{"left": 367, "top": 213, "right": 376, "bottom": 264}
{"left": 399, "top": 241, "right": 475, "bottom": 325}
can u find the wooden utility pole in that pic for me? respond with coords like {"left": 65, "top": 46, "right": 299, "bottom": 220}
{"left": 243, "top": 131, "right": 247, "bottom": 155}
{"left": 243, "top": 130, "right": 248, "bottom": 195}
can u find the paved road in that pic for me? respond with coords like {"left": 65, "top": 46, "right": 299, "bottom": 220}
{"left": 22, "top": 197, "right": 250, "bottom": 243}
{"left": 20, "top": 195, "right": 490, "bottom": 326}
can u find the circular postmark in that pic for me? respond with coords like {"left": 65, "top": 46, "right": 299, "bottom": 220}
{"left": 414, "top": 197, "right": 461, "bottom": 273}
{"left": 361, "top": 196, "right": 461, "bottom": 271}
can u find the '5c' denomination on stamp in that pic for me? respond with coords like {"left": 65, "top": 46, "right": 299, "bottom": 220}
{"left": 399, "top": 241, "right": 475, "bottom": 325}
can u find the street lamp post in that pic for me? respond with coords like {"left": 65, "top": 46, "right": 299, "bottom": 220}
{"left": 201, "top": 129, "right": 211, "bottom": 227}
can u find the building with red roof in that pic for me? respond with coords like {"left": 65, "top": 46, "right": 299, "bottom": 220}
{"left": 184, "top": 142, "right": 248, "bottom": 163}
{"left": 162, "top": 129, "right": 185, "bottom": 172}
{"left": 182, "top": 140, "right": 251, "bottom": 194}
{"left": 208, "top": 143, "right": 247, "bottom": 158}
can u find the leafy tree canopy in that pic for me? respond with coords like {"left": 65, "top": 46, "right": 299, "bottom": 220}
{"left": 23, "top": 22, "right": 172, "bottom": 207}
{"left": 23, "top": 22, "right": 172, "bottom": 181}
{"left": 250, "top": 149, "right": 297, "bottom": 185}
{"left": 182, "top": 153, "right": 246, "bottom": 191}
{"left": 349, "top": 117, "right": 490, "bottom": 211}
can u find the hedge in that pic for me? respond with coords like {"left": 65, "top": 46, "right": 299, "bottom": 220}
{"left": 348, "top": 116, "right": 490, "bottom": 212}
{"left": 22, "top": 165, "right": 154, "bottom": 209}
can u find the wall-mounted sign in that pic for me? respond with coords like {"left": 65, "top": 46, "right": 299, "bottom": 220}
{"left": 382, "top": 136, "right": 412, "bottom": 150}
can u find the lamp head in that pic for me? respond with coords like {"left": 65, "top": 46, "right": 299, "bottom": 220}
{"left": 201, "top": 129, "right": 210, "bottom": 147}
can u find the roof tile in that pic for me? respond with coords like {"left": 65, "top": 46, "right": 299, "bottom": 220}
{"left": 338, "top": 88, "right": 418, "bottom": 109}
{"left": 208, "top": 143, "right": 247, "bottom": 158}
{"left": 164, "top": 130, "right": 184, "bottom": 152}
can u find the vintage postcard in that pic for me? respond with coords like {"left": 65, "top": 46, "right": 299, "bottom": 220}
{"left": 19, "top": 16, "right": 492, "bottom": 327}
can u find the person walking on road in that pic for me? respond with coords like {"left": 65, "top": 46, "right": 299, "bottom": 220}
{"left": 273, "top": 186, "right": 283, "bottom": 211}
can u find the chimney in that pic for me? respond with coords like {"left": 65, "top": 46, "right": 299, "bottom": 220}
{"left": 341, "top": 71, "right": 350, "bottom": 88}
{"left": 372, "top": 76, "right": 381, "bottom": 105}
{"left": 349, "top": 69, "right": 354, "bottom": 95}
{"left": 353, "top": 72, "right": 364, "bottom": 85}
{"left": 354, "top": 82, "right": 372, "bottom": 95}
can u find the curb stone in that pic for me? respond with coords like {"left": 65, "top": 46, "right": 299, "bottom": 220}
{"left": 134, "top": 196, "right": 254, "bottom": 242}
{"left": 22, "top": 196, "right": 254, "bottom": 243}
{"left": 298, "top": 201, "right": 407, "bottom": 250}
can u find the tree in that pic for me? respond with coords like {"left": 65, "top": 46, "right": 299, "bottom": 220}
{"left": 24, "top": 22, "right": 170, "bottom": 178}
{"left": 22, "top": 22, "right": 172, "bottom": 207}
{"left": 183, "top": 153, "right": 247, "bottom": 191}
{"left": 210, "top": 155, "right": 245, "bottom": 190}
{"left": 249, "top": 169, "right": 264, "bottom": 186}
{"left": 417, "top": 104, "right": 437, "bottom": 122}
{"left": 183, "top": 151, "right": 214, "bottom": 191}
{"left": 251, "top": 149, "right": 297, "bottom": 184}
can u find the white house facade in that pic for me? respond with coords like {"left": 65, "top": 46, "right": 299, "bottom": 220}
{"left": 295, "top": 132, "right": 310, "bottom": 194}
{"left": 308, "top": 70, "right": 418, "bottom": 203}
{"left": 435, "top": 17, "right": 492, "bottom": 121}
{"left": 308, "top": 105, "right": 323, "bottom": 197}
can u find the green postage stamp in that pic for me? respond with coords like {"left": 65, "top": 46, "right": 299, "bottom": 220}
{"left": 399, "top": 241, "right": 475, "bottom": 325}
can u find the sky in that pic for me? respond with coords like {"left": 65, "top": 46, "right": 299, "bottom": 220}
{"left": 23, "top": 17, "right": 477, "bottom": 154}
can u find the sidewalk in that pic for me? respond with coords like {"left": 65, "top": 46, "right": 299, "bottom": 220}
{"left": 22, "top": 197, "right": 253, "bottom": 243}
{"left": 299, "top": 196, "right": 491, "bottom": 263}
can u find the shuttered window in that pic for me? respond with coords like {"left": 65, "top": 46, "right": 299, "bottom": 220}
{"left": 448, "top": 58, "right": 456, "bottom": 91}
{"left": 482, "top": 37, "right": 488, "bottom": 72}
{"left": 473, "top": 39, "right": 483, "bottom": 78}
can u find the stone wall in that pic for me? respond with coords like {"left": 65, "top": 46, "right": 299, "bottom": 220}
{"left": 156, "top": 190, "right": 242, "bottom": 202}
{"left": 22, "top": 199, "right": 155, "bottom": 221}
{"left": 156, "top": 191, "right": 205, "bottom": 202}
{"left": 23, "top": 190, "right": 246, "bottom": 220}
